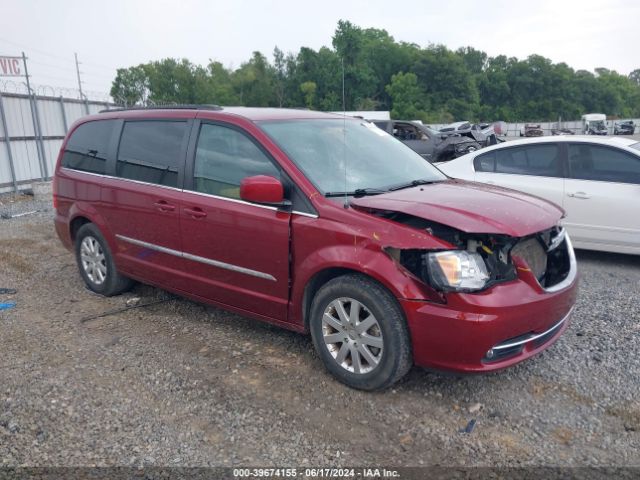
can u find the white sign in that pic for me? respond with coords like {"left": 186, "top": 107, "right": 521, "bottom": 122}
{"left": 0, "top": 56, "right": 22, "bottom": 77}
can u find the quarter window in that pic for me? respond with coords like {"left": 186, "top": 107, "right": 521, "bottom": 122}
{"left": 473, "top": 152, "right": 495, "bottom": 172}
{"left": 193, "top": 124, "right": 279, "bottom": 199}
{"left": 477, "top": 144, "right": 561, "bottom": 177}
{"left": 116, "top": 121, "right": 187, "bottom": 188}
{"left": 568, "top": 144, "right": 640, "bottom": 184}
{"left": 61, "top": 120, "right": 116, "bottom": 174}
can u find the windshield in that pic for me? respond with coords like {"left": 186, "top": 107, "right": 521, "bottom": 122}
{"left": 258, "top": 119, "right": 446, "bottom": 194}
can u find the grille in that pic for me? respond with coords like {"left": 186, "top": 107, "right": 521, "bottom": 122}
{"left": 512, "top": 237, "right": 547, "bottom": 280}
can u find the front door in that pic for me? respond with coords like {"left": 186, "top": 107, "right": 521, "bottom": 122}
{"left": 179, "top": 121, "right": 291, "bottom": 320}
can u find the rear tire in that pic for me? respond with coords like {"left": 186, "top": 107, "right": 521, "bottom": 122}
{"left": 75, "top": 223, "right": 133, "bottom": 296}
{"left": 309, "top": 274, "right": 412, "bottom": 391}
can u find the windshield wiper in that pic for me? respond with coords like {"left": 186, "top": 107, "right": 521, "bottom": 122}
{"left": 324, "top": 187, "right": 387, "bottom": 198}
{"left": 388, "top": 179, "right": 440, "bottom": 191}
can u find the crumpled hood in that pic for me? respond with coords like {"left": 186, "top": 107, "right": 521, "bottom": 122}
{"left": 350, "top": 179, "right": 564, "bottom": 238}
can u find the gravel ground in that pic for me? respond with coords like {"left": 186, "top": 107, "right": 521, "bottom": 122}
{"left": 0, "top": 193, "right": 638, "bottom": 468}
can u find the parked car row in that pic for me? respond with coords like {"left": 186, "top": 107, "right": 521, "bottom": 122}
{"left": 54, "top": 106, "right": 578, "bottom": 390}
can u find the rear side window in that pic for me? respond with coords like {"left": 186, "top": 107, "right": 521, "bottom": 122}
{"left": 116, "top": 121, "right": 187, "bottom": 188}
{"left": 568, "top": 144, "right": 640, "bottom": 184}
{"left": 489, "top": 144, "right": 560, "bottom": 177}
{"left": 192, "top": 124, "right": 279, "bottom": 199}
{"left": 62, "top": 120, "right": 116, "bottom": 174}
{"left": 474, "top": 151, "right": 495, "bottom": 172}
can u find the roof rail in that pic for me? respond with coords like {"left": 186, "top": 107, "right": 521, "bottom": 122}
{"left": 99, "top": 104, "right": 223, "bottom": 113}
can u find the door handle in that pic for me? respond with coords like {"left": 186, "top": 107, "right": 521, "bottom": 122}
{"left": 184, "top": 207, "right": 207, "bottom": 219}
{"left": 153, "top": 200, "right": 176, "bottom": 212}
{"left": 567, "top": 191, "right": 590, "bottom": 199}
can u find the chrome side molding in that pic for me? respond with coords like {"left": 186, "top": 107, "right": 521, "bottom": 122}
{"left": 115, "top": 234, "right": 277, "bottom": 282}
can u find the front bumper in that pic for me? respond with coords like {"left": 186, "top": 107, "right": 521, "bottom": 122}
{"left": 401, "top": 237, "right": 578, "bottom": 373}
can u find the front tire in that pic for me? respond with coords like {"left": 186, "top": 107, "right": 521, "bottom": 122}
{"left": 75, "top": 223, "right": 133, "bottom": 296}
{"left": 309, "top": 274, "right": 412, "bottom": 391}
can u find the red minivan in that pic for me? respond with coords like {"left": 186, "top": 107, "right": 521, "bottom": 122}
{"left": 54, "top": 106, "right": 578, "bottom": 390}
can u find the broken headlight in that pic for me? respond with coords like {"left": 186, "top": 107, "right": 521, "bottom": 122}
{"left": 426, "top": 250, "right": 490, "bottom": 291}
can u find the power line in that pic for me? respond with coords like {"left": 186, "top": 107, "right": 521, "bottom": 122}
{"left": 28, "top": 58, "right": 77, "bottom": 72}
{"left": 27, "top": 72, "right": 78, "bottom": 83}
{"left": 82, "top": 61, "right": 119, "bottom": 71}
{"left": 0, "top": 36, "right": 69, "bottom": 61}
{"left": 0, "top": 36, "right": 120, "bottom": 71}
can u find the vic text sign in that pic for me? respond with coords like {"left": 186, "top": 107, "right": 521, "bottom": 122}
{"left": 0, "top": 56, "right": 23, "bottom": 77}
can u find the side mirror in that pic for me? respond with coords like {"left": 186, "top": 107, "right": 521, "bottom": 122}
{"left": 240, "top": 175, "right": 289, "bottom": 206}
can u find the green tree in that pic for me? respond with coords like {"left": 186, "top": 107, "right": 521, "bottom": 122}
{"left": 385, "top": 72, "right": 428, "bottom": 120}
{"left": 456, "top": 46, "right": 488, "bottom": 75}
{"left": 273, "top": 46, "right": 287, "bottom": 107}
{"left": 332, "top": 20, "right": 377, "bottom": 110}
{"left": 300, "top": 81, "right": 317, "bottom": 108}
{"left": 232, "top": 51, "right": 276, "bottom": 106}
{"left": 144, "top": 58, "right": 200, "bottom": 104}
{"left": 110, "top": 21, "right": 640, "bottom": 120}
{"left": 110, "top": 65, "right": 149, "bottom": 106}
{"left": 206, "top": 61, "right": 239, "bottom": 105}
{"left": 411, "top": 45, "right": 479, "bottom": 119}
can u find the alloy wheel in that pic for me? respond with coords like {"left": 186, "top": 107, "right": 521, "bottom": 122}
{"left": 322, "top": 297, "right": 384, "bottom": 374}
{"left": 80, "top": 236, "right": 107, "bottom": 285}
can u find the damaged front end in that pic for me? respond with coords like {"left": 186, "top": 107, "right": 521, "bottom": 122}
{"left": 379, "top": 212, "right": 573, "bottom": 296}
{"left": 434, "top": 135, "right": 481, "bottom": 161}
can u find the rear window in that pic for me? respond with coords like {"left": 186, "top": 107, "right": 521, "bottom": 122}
{"left": 476, "top": 144, "right": 561, "bottom": 177}
{"left": 62, "top": 120, "right": 116, "bottom": 174}
{"left": 116, "top": 121, "right": 187, "bottom": 188}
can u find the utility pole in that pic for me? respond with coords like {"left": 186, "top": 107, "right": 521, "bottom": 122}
{"left": 74, "top": 52, "right": 89, "bottom": 114}
{"left": 22, "top": 51, "right": 47, "bottom": 179}
{"left": 74, "top": 52, "right": 84, "bottom": 100}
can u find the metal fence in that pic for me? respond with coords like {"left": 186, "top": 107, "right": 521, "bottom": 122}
{"left": 0, "top": 90, "right": 112, "bottom": 193}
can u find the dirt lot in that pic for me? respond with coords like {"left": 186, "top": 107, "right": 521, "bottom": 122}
{"left": 0, "top": 197, "right": 639, "bottom": 468}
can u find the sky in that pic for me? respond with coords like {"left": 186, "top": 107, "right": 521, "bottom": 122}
{"left": 0, "top": 0, "right": 637, "bottom": 99}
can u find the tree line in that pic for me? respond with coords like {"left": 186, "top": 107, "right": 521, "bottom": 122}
{"left": 110, "top": 20, "right": 640, "bottom": 123}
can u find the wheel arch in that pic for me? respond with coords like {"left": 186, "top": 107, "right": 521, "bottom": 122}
{"left": 67, "top": 203, "right": 116, "bottom": 252}
{"left": 301, "top": 267, "right": 406, "bottom": 333}
{"left": 69, "top": 215, "right": 92, "bottom": 242}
